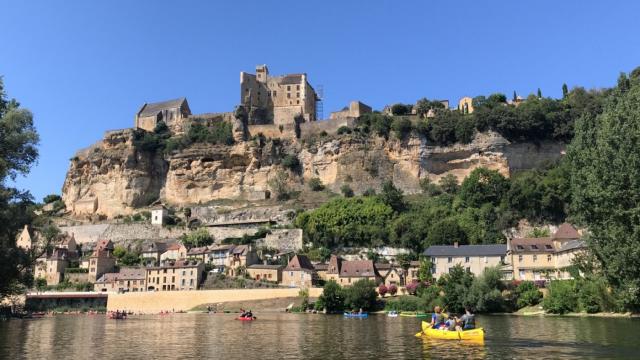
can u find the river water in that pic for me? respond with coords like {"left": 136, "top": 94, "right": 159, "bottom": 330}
{"left": 1, "top": 313, "right": 638, "bottom": 359}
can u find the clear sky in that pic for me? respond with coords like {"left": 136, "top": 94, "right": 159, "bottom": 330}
{"left": 2, "top": 0, "right": 639, "bottom": 202}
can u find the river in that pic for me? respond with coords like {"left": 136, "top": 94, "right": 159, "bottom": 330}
{"left": 1, "top": 313, "right": 638, "bottom": 359}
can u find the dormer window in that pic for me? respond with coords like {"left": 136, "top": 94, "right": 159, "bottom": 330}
{"left": 516, "top": 245, "right": 524, "bottom": 250}
{"left": 531, "top": 245, "right": 539, "bottom": 250}
{"left": 545, "top": 245, "right": 553, "bottom": 250}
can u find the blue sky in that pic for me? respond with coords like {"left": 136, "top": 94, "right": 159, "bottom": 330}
{"left": 2, "top": 0, "right": 639, "bottom": 202}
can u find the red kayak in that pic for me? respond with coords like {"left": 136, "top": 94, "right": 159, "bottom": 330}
{"left": 236, "top": 316, "right": 256, "bottom": 321}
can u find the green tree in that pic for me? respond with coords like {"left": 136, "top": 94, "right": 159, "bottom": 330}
{"left": 417, "top": 258, "right": 433, "bottom": 282}
{"left": 514, "top": 281, "right": 543, "bottom": 309}
{"left": 544, "top": 281, "right": 578, "bottom": 314}
{"left": 268, "top": 171, "right": 290, "bottom": 201}
{"left": 43, "top": 194, "right": 61, "bottom": 204}
{"left": 438, "top": 174, "right": 459, "bottom": 194}
{"left": 438, "top": 264, "right": 474, "bottom": 313}
{"left": 427, "top": 217, "right": 467, "bottom": 246}
{"left": 537, "top": 88, "right": 542, "bottom": 98}
{"left": 568, "top": 80, "right": 640, "bottom": 310}
{"left": 0, "top": 78, "right": 40, "bottom": 298}
{"left": 391, "top": 117, "right": 413, "bottom": 139}
{"left": 379, "top": 180, "right": 405, "bottom": 212}
{"left": 181, "top": 228, "right": 214, "bottom": 248}
{"left": 465, "top": 266, "right": 505, "bottom": 312}
{"left": 562, "top": 83, "right": 569, "bottom": 98}
{"left": 458, "top": 167, "right": 509, "bottom": 208}
{"left": 343, "top": 279, "right": 378, "bottom": 311}
{"left": 316, "top": 280, "right": 344, "bottom": 312}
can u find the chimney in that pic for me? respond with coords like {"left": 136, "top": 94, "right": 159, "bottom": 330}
{"left": 454, "top": 241, "right": 459, "bottom": 248}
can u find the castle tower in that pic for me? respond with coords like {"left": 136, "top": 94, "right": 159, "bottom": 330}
{"left": 256, "top": 64, "right": 269, "bottom": 83}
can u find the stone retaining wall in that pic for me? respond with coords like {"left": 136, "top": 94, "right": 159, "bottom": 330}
{"left": 107, "top": 288, "right": 323, "bottom": 313}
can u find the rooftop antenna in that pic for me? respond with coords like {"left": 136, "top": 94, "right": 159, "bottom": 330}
{"left": 316, "top": 85, "right": 324, "bottom": 120}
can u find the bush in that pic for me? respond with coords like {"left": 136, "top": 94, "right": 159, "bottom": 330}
{"left": 514, "top": 281, "right": 543, "bottom": 309}
{"left": 181, "top": 228, "right": 214, "bottom": 248}
{"left": 281, "top": 154, "right": 301, "bottom": 172}
{"left": 544, "top": 281, "right": 578, "bottom": 314}
{"left": 385, "top": 295, "right": 420, "bottom": 312}
{"left": 337, "top": 126, "right": 351, "bottom": 135}
{"left": 391, "top": 117, "right": 413, "bottom": 139}
{"left": 388, "top": 284, "right": 398, "bottom": 296}
{"left": 43, "top": 194, "right": 61, "bottom": 204}
{"left": 308, "top": 177, "right": 324, "bottom": 191}
{"left": 378, "top": 284, "right": 388, "bottom": 297}
{"left": 340, "top": 185, "right": 354, "bottom": 198}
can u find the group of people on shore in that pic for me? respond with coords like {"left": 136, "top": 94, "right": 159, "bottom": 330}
{"left": 429, "top": 306, "right": 475, "bottom": 331}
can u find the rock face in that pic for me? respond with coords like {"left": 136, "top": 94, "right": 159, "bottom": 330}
{"left": 62, "top": 129, "right": 565, "bottom": 218}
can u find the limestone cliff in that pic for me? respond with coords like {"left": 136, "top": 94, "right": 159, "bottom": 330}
{"left": 62, "top": 129, "right": 565, "bottom": 218}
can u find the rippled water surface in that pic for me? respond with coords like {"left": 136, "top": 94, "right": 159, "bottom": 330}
{"left": 1, "top": 313, "right": 639, "bottom": 359}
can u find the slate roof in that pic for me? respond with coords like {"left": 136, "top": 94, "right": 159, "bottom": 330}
{"left": 553, "top": 223, "right": 580, "bottom": 240}
{"left": 142, "top": 241, "right": 167, "bottom": 253}
{"left": 557, "top": 239, "right": 587, "bottom": 253}
{"left": 510, "top": 238, "right": 555, "bottom": 253}
{"left": 248, "top": 264, "right": 284, "bottom": 270}
{"left": 279, "top": 74, "right": 304, "bottom": 85}
{"left": 138, "top": 98, "right": 186, "bottom": 117}
{"left": 96, "top": 268, "right": 146, "bottom": 283}
{"left": 424, "top": 244, "right": 507, "bottom": 257}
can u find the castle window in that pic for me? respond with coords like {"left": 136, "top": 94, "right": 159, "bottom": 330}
{"left": 287, "top": 85, "right": 291, "bottom": 91}
{"left": 297, "top": 100, "right": 300, "bottom": 104}
{"left": 287, "top": 93, "right": 291, "bottom": 99}
{"left": 296, "top": 92, "right": 300, "bottom": 98}
{"left": 297, "top": 85, "right": 300, "bottom": 90}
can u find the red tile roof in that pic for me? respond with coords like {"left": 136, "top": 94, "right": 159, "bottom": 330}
{"left": 553, "top": 223, "right": 580, "bottom": 240}
{"left": 511, "top": 238, "right": 555, "bottom": 253}
{"left": 340, "top": 260, "right": 377, "bottom": 278}
{"left": 285, "top": 254, "right": 315, "bottom": 271}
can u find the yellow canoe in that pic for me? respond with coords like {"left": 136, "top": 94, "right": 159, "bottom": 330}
{"left": 419, "top": 321, "right": 484, "bottom": 341}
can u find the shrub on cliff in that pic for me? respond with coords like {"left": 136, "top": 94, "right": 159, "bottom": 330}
{"left": 340, "top": 184, "right": 354, "bottom": 198}
{"left": 307, "top": 177, "right": 324, "bottom": 191}
{"left": 281, "top": 154, "right": 301, "bottom": 172}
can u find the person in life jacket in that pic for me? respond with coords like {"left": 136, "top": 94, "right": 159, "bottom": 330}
{"left": 430, "top": 306, "right": 446, "bottom": 329}
{"left": 456, "top": 306, "right": 476, "bottom": 330}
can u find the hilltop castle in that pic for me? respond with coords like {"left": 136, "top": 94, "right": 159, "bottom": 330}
{"left": 240, "top": 64, "right": 318, "bottom": 125}
{"left": 133, "top": 65, "right": 319, "bottom": 134}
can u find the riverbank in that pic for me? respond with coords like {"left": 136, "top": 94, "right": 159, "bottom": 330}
{"left": 190, "top": 296, "right": 317, "bottom": 313}
{"left": 492, "top": 305, "right": 640, "bottom": 318}
{"left": 107, "top": 288, "right": 323, "bottom": 313}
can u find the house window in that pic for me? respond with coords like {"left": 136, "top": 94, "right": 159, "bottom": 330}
{"left": 484, "top": 256, "right": 488, "bottom": 263}
{"left": 297, "top": 85, "right": 300, "bottom": 90}
{"left": 516, "top": 245, "right": 524, "bottom": 250}
{"left": 431, "top": 257, "right": 436, "bottom": 263}
{"left": 287, "top": 93, "right": 291, "bottom": 99}
{"left": 296, "top": 100, "right": 300, "bottom": 104}
{"left": 287, "top": 86, "right": 291, "bottom": 91}
{"left": 533, "top": 255, "right": 538, "bottom": 262}
{"left": 448, "top": 257, "right": 452, "bottom": 263}
{"left": 547, "top": 254, "right": 552, "bottom": 262}
{"left": 296, "top": 92, "right": 300, "bottom": 98}
{"left": 531, "top": 245, "right": 539, "bottom": 250}
{"left": 519, "top": 270, "right": 526, "bottom": 279}
{"left": 465, "top": 257, "right": 470, "bottom": 263}
{"left": 290, "top": 272, "right": 293, "bottom": 277}
{"left": 466, "top": 267, "right": 471, "bottom": 273}
{"left": 273, "top": 91, "right": 277, "bottom": 97}
{"left": 545, "top": 245, "right": 553, "bottom": 250}
{"left": 518, "top": 255, "right": 523, "bottom": 262}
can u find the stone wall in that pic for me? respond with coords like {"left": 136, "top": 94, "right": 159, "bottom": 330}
{"left": 107, "top": 288, "right": 323, "bottom": 313}
{"left": 248, "top": 124, "right": 296, "bottom": 139}
{"left": 299, "top": 117, "right": 356, "bottom": 138}
{"left": 256, "top": 229, "right": 303, "bottom": 252}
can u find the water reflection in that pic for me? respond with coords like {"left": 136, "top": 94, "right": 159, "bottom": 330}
{"left": 1, "top": 314, "right": 640, "bottom": 359}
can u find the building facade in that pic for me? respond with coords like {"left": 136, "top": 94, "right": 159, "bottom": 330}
{"left": 458, "top": 96, "right": 474, "bottom": 114}
{"left": 282, "top": 255, "right": 316, "bottom": 288}
{"left": 145, "top": 259, "right": 204, "bottom": 291}
{"left": 135, "top": 98, "right": 191, "bottom": 132}
{"left": 424, "top": 243, "right": 507, "bottom": 279}
{"left": 247, "top": 264, "right": 283, "bottom": 283}
{"left": 240, "top": 65, "right": 318, "bottom": 125}
{"left": 94, "top": 267, "right": 146, "bottom": 293}
{"left": 510, "top": 223, "right": 587, "bottom": 281}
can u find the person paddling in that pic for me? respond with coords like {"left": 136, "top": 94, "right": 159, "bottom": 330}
{"left": 456, "top": 306, "right": 476, "bottom": 331}
{"left": 429, "top": 306, "right": 446, "bottom": 329}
